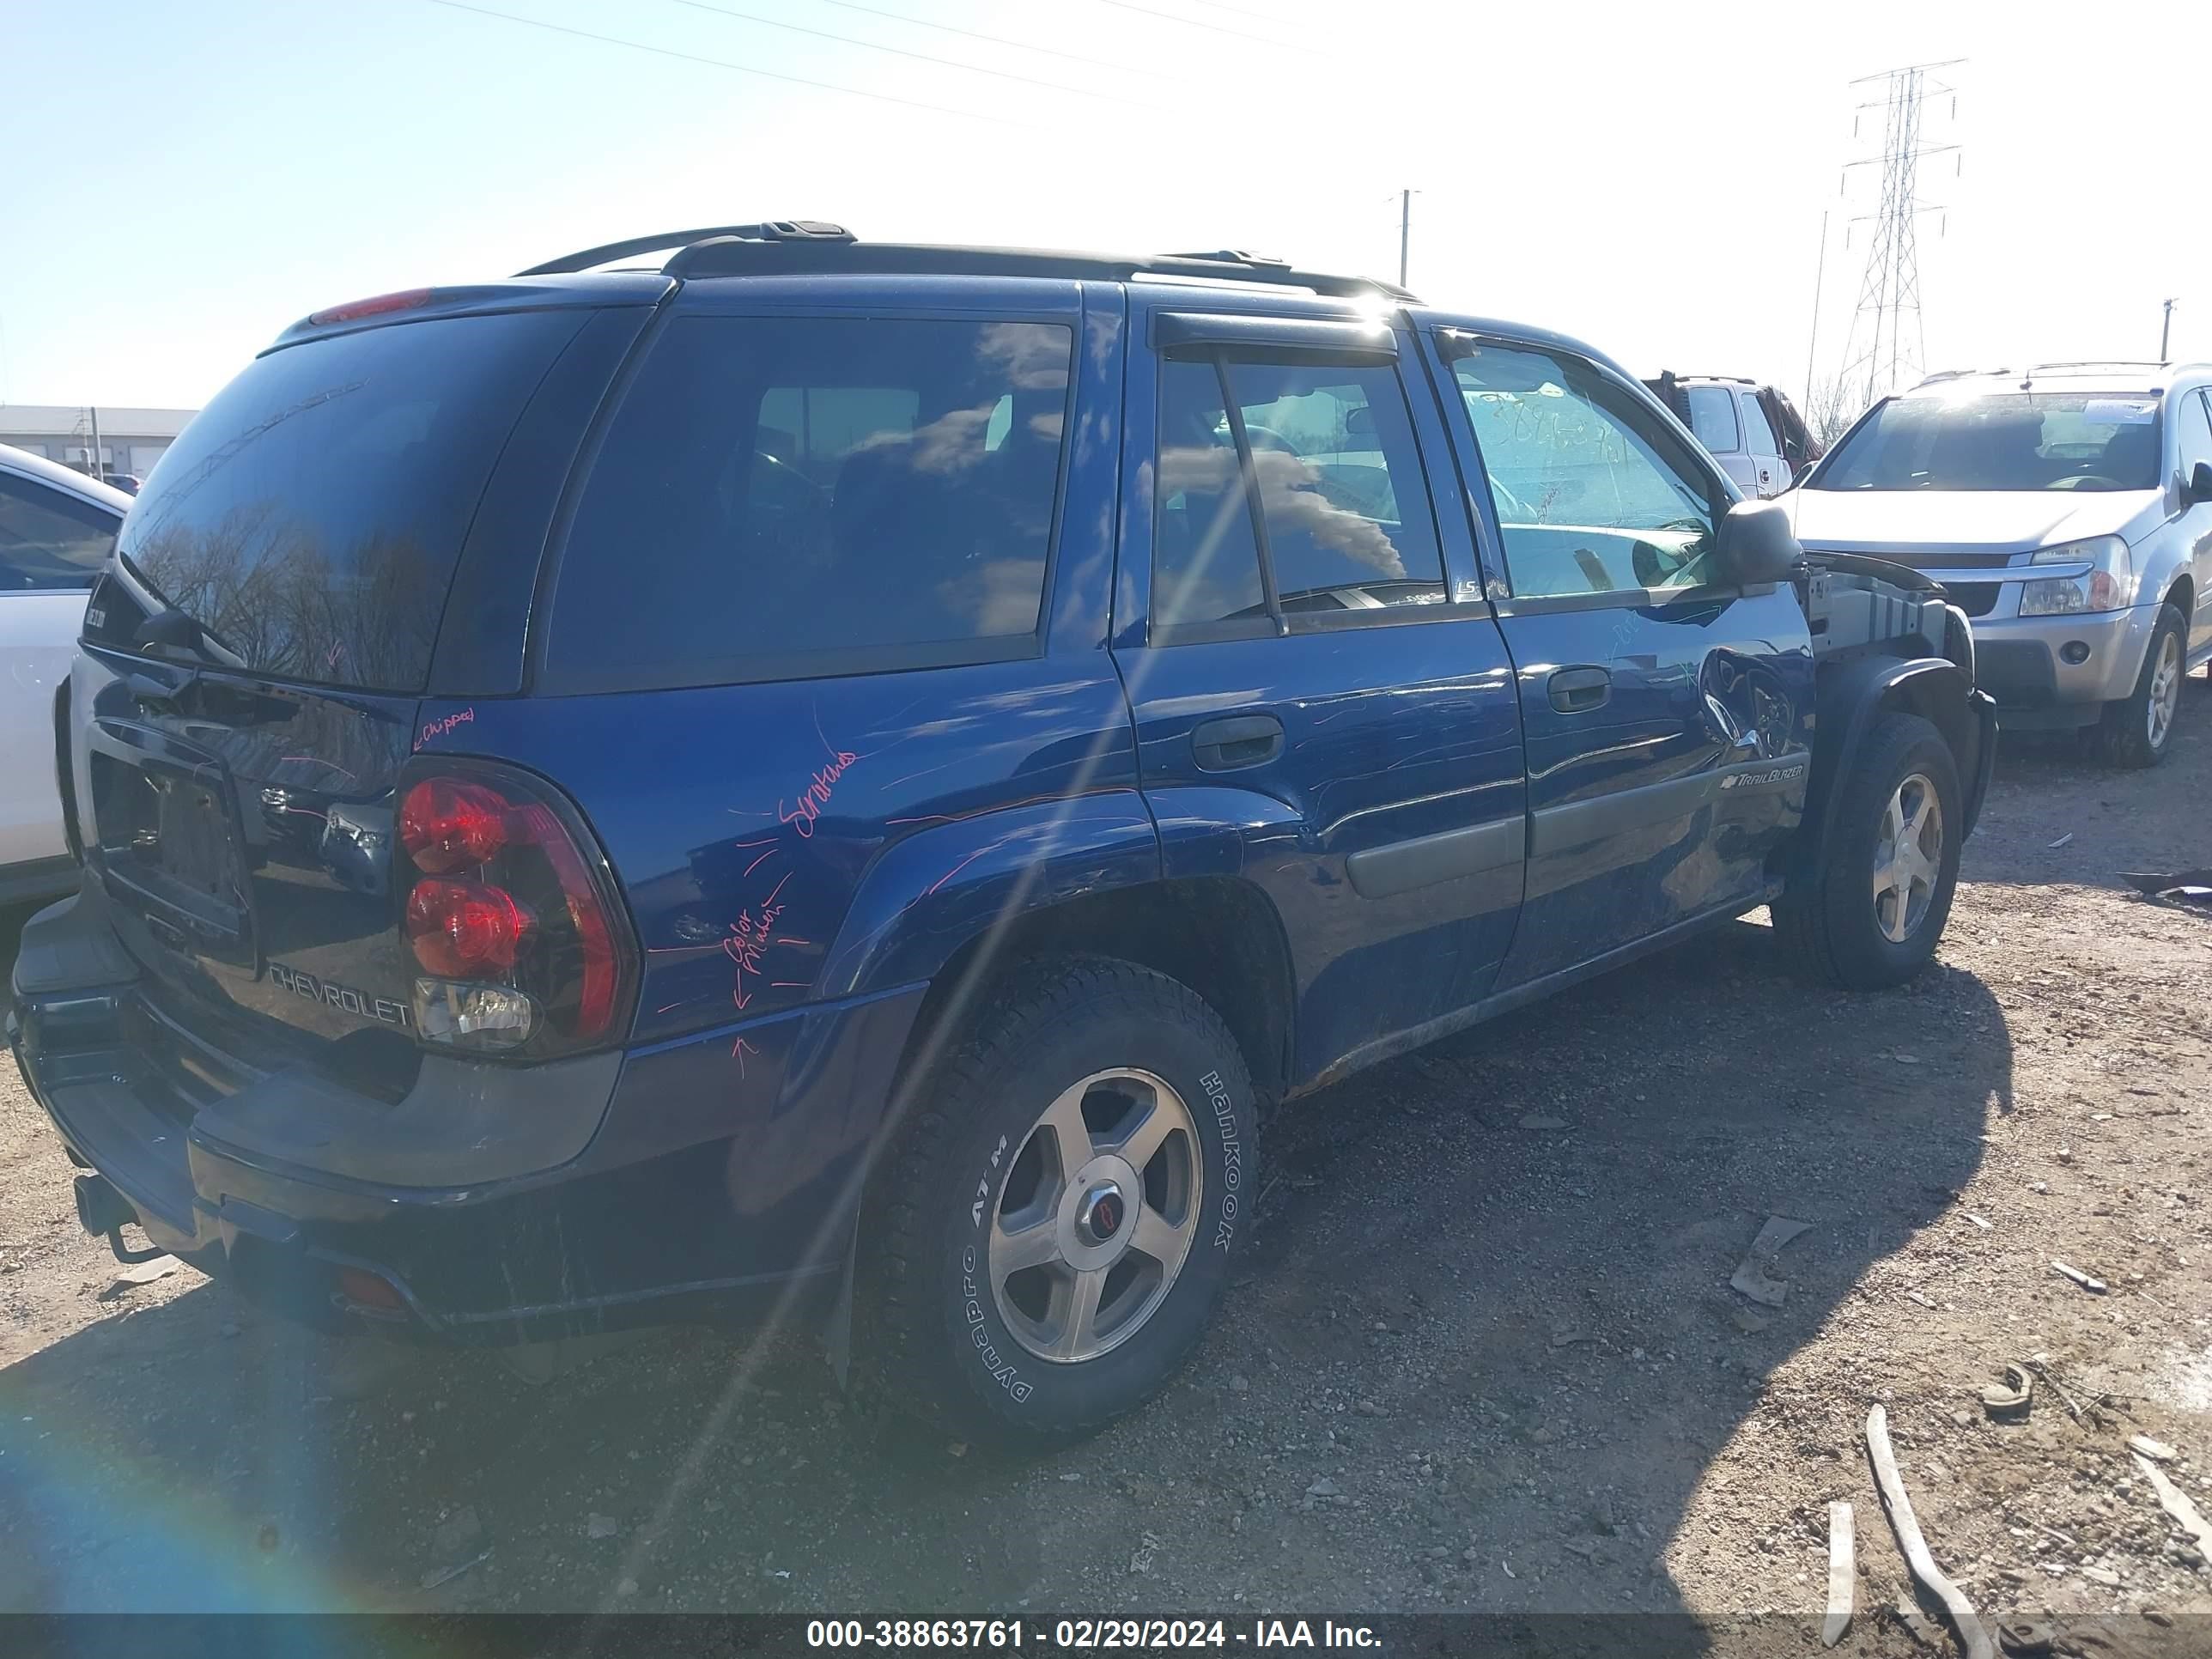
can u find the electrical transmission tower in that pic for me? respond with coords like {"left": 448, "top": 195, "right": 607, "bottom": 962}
{"left": 1834, "top": 60, "right": 1962, "bottom": 410}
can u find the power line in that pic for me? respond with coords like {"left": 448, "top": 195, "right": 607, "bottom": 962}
{"left": 425, "top": 0, "right": 1024, "bottom": 128}
{"left": 1187, "top": 0, "right": 1284, "bottom": 18}
{"left": 660, "top": 0, "right": 1158, "bottom": 109}
{"left": 1091, "top": 0, "right": 1326, "bottom": 57}
{"left": 798, "top": 0, "right": 1188, "bottom": 84}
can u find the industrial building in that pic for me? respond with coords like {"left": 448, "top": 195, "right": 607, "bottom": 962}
{"left": 0, "top": 404, "right": 196, "bottom": 484}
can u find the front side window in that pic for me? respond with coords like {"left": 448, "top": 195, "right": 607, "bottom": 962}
{"left": 1449, "top": 343, "right": 1718, "bottom": 599}
{"left": 1739, "top": 393, "right": 1782, "bottom": 458}
{"left": 0, "top": 475, "right": 118, "bottom": 592}
{"left": 2176, "top": 388, "right": 2212, "bottom": 474}
{"left": 1684, "top": 386, "right": 1740, "bottom": 453}
{"left": 549, "top": 316, "right": 1073, "bottom": 688}
{"left": 1814, "top": 392, "right": 2164, "bottom": 492}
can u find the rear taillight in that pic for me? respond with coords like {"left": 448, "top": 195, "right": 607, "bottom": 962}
{"left": 404, "top": 879, "right": 530, "bottom": 975}
{"left": 399, "top": 778, "right": 509, "bottom": 873}
{"left": 393, "top": 762, "right": 636, "bottom": 1057}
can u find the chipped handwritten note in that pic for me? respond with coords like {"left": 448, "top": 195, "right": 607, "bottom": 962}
{"left": 414, "top": 707, "right": 476, "bottom": 752}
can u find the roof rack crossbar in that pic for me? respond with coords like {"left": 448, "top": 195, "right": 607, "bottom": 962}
{"left": 516, "top": 220, "right": 854, "bottom": 277}
{"left": 660, "top": 235, "right": 1414, "bottom": 301}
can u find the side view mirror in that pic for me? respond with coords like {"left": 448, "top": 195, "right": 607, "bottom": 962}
{"left": 1713, "top": 498, "right": 1802, "bottom": 586}
{"left": 2188, "top": 459, "right": 2212, "bottom": 506}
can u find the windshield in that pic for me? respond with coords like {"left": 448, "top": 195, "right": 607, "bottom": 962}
{"left": 1814, "top": 391, "right": 2163, "bottom": 492}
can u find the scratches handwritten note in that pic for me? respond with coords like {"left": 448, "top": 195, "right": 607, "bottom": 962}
{"left": 778, "top": 749, "right": 859, "bottom": 838}
{"left": 414, "top": 707, "right": 476, "bottom": 752}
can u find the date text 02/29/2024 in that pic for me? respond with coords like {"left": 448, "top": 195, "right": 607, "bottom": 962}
{"left": 805, "top": 1620, "right": 1382, "bottom": 1650}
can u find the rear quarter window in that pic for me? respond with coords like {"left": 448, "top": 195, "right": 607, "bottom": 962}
{"left": 1683, "top": 386, "right": 1741, "bottom": 453}
{"left": 544, "top": 314, "right": 1073, "bottom": 692}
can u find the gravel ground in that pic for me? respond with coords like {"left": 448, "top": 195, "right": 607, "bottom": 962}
{"left": 3, "top": 687, "right": 2209, "bottom": 1650}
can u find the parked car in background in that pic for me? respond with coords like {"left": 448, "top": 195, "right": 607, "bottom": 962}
{"left": 1645, "top": 373, "right": 1821, "bottom": 499}
{"left": 1786, "top": 362, "right": 2212, "bottom": 767}
{"left": 0, "top": 443, "right": 126, "bottom": 903}
{"left": 101, "top": 473, "right": 143, "bottom": 496}
{"left": 13, "top": 227, "right": 1989, "bottom": 1448}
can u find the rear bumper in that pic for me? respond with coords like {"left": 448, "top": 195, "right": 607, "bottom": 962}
{"left": 9, "top": 882, "right": 924, "bottom": 1345}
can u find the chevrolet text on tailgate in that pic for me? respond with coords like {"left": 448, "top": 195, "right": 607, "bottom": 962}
{"left": 9, "top": 222, "right": 1995, "bottom": 1447}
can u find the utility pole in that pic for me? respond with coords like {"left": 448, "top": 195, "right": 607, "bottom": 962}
{"left": 1835, "top": 59, "right": 1964, "bottom": 410}
{"left": 2161, "top": 297, "right": 2178, "bottom": 362}
{"left": 1803, "top": 209, "right": 1829, "bottom": 410}
{"left": 1398, "top": 188, "right": 1411, "bottom": 289}
{"left": 88, "top": 406, "right": 102, "bottom": 481}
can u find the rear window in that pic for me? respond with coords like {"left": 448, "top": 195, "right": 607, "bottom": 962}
{"left": 111, "top": 309, "right": 586, "bottom": 690}
{"left": 544, "top": 314, "right": 1073, "bottom": 691}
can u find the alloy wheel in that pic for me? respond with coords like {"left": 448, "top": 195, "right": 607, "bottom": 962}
{"left": 987, "top": 1068, "right": 1202, "bottom": 1364}
{"left": 2148, "top": 629, "right": 2182, "bottom": 750}
{"left": 1873, "top": 773, "right": 1944, "bottom": 945}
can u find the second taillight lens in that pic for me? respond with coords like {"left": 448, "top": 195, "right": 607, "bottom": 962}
{"left": 392, "top": 762, "right": 636, "bottom": 1058}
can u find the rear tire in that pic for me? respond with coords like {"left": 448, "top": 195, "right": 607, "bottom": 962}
{"left": 863, "top": 957, "right": 1254, "bottom": 1449}
{"left": 1777, "top": 711, "right": 1962, "bottom": 990}
{"left": 2095, "top": 603, "right": 2187, "bottom": 769}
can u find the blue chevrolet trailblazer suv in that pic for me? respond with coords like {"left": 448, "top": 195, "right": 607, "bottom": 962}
{"left": 11, "top": 224, "right": 1995, "bottom": 1445}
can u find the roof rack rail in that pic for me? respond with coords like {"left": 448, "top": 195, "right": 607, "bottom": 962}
{"left": 517, "top": 222, "right": 1413, "bottom": 301}
{"left": 2022, "top": 359, "right": 2169, "bottom": 374}
{"left": 664, "top": 234, "right": 1414, "bottom": 300}
{"left": 515, "top": 220, "right": 854, "bottom": 277}
{"left": 1911, "top": 368, "right": 1986, "bottom": 386}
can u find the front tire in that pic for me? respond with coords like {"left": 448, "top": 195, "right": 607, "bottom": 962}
{"left": 1777, "top": 711, "right": 1962, "bottom": 990}
{"left": 2095, "top": 603, "right": 2187, "bottom": 769}
{"left": 864, "top": 958, "right": 1255, "bottom": 1448}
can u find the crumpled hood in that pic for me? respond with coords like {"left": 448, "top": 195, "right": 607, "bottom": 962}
{"left": 1782, "top": 485, "right": 2163, "bottom": 557}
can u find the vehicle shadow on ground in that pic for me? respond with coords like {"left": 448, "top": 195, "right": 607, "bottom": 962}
{"left": 0, "top": 914, "right": 2010, "bottom": 1638}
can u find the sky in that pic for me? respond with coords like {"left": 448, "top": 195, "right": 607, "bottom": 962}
{"left": 3, "top": 0, "right": 2206, "bottom": 416}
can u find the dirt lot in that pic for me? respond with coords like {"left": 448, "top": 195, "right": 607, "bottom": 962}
{"left": 3, "top": 690, "right": 2209, "bottom": 1650}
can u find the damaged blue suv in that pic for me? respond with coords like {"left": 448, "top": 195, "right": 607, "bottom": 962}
{"left": 10, "top": 224, "right": 1994, "bottom": 1445}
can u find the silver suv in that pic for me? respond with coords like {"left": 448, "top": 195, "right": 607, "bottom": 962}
{"left": 1784, "top": 362, "right": 2212, "bottom": 765}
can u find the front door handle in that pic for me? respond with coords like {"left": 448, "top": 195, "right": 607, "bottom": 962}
{"left": 1192, "top": 714, "right": 1285, "bottom": 771}
{"left": 1547, "top": 666, "right": 1611, "bottom": 713}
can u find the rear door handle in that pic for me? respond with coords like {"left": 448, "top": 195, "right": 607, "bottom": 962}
{"left": 1547, "top": 666, "right": 1611, "bottom": 713}
{"left": 1191, "top": 714, "right": 1284, "bottom": 771}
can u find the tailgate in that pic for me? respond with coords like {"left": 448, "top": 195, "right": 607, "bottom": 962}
{"left": 81, "top": 658, "right": 420, "bottom": 1076}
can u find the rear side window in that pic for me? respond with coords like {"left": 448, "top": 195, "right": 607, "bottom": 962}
{"left": 1149, "top": 349, "right": 1446, "bottom": 636}
{"left": 1684, "top": 386, "right": 1740, "bottom": 453}
{"left": 0, "top": 474, "right": 117, "bottom": 592}
{"left": 1739, "top": 394, "right": 1781, "bottom": 457}
{"left": 547, "top": 315, "right": 1073, "bottom": 690}
{"left": 112, "top": 309, "right": 587, "bottom": 691}
{"left": 1154, "top": 359, "right": 1267, "bottom": 626}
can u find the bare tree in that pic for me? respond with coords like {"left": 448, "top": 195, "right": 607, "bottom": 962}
{"left": 1805, "top": 377, "right": 1867, "bottom": 451}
